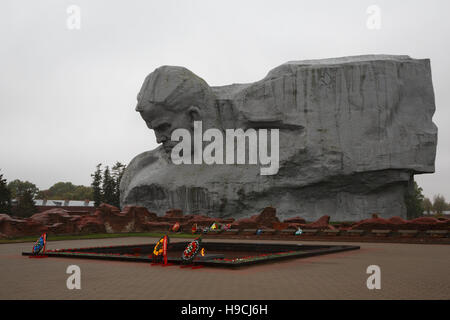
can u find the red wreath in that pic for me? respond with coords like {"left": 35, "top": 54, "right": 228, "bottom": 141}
{"left": 182, "top": 237, "right": 202, "bottom": 262}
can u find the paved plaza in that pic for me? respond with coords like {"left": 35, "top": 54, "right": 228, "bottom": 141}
{"left": 0, "top": 237, "right": 449, "bottom": 300}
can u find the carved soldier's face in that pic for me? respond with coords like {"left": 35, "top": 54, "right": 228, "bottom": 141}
{"left": 136, "top": 102, "right": 200, "bottom": 155}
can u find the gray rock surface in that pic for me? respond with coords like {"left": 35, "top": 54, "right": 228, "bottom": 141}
{"left": 120, "top": 55, "right": 437, "bottom": 221}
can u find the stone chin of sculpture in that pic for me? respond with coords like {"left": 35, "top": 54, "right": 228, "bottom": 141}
{"left": 120, "top": 55, "right": 437, "bottom": 222}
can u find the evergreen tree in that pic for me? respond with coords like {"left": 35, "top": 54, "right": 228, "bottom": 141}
{"left": 111, "top": 162, "right": 126, "bottom": 208}
{"left": 405, "top": 181, "right": 424, "bottom": 219}
{"left": 90, "top": 162, "right": 126, "bottom": 208}
{"left": 102, "top": 166, "right": 116, "bottom": 205}
{"left": 91, "top": 163, "right": 103, "bottom": 207}
{"left": 0, "top": 171, "right": 11, "bottom": 214}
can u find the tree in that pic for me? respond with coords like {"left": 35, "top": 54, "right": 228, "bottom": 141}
{"left": 37, "top": 182, "right": 93, "bottom": 201}
{"left": 71, "top": 185, "right": 94, "bottom": 201}
{"left": 91, "top": 164, "right": 103, "bottom": 207}
{"left": 405, "top": 181, "right": 424, "bottom": 219}
{"left": 7, "top": 180, "right": 39, "bottom": 199}
{"left": 423, "top": 197, "right": 433, "bottom": 215}
{"left": 90, "top": 162, "right": 126, "bottom": 208}
{"left": 13, "top": 189, "right": 37, "bottom": 217}
{"left": 111, "top": 162, "right": 126, "bottom": 208}
{"left": 102, "top": 166, "right": 116, "bottom": 206}
{"left": 0, "top": 171, "right": 11, "bottom": 214}
{"left": 7, "top": 179, "right": 38, "bottom": 217}
{"left": 433, "top": 194, "right": 447, "bottom": 215}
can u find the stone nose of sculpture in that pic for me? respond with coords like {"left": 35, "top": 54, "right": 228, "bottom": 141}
{"left": 135, "top": 103, "right": 144, "bottom": 112}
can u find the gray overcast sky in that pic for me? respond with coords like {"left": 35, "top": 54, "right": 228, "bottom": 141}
{"left": 0, "top": 0, "right": 449, "bottom": 200}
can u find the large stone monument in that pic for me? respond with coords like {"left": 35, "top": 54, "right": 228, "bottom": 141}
{"left": 120, "top": 55, "right": 437, "bottom": 221}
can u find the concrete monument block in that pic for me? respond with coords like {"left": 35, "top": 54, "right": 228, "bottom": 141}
{"left": 120, "top": 55, "right": 437, "bottom": 221}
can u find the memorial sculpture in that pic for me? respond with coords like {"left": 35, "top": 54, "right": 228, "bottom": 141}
{"left": 120, "top": 55, "right": 437, "bottom": 221}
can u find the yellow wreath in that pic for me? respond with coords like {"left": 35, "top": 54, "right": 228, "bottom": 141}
{"left": 153, "top": 237, "right": 165, "bottom": 256}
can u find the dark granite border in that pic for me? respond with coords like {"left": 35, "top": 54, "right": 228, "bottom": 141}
{"left": 22, "top": 241, "right": 360, "bottom": 268}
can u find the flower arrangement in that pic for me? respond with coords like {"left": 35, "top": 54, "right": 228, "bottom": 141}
{"left": 153, "top": 235, "right": 169, "bottom": 256}
{"left": 182, "top": 237, "right": 202, "bottom": 263}
{"left": 32, "top": 233, "right": 47, "bottom": 255}
{"left": 171, "top": 222, "right": 180, "bottom": 232}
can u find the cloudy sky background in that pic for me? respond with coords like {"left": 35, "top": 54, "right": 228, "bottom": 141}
{"left": 1, "top": 0, "right": 449, "bottom": 200}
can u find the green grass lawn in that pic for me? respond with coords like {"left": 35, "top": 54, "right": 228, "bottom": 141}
{"left": 0, "top": 232, "right": 197, "bottom": 244}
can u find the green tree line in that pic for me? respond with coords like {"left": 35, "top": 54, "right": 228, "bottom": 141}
{"left": 423, "top": 194, "right": 450, "bottom": 215}
{"left": 404, "top": 182, "right": 450, "bottom": 218}
{"left": 0, "top": 163, "right": 126, "bottom": 217}
{"left": 37, "top": 182, "right": 93, "bottom": 201}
